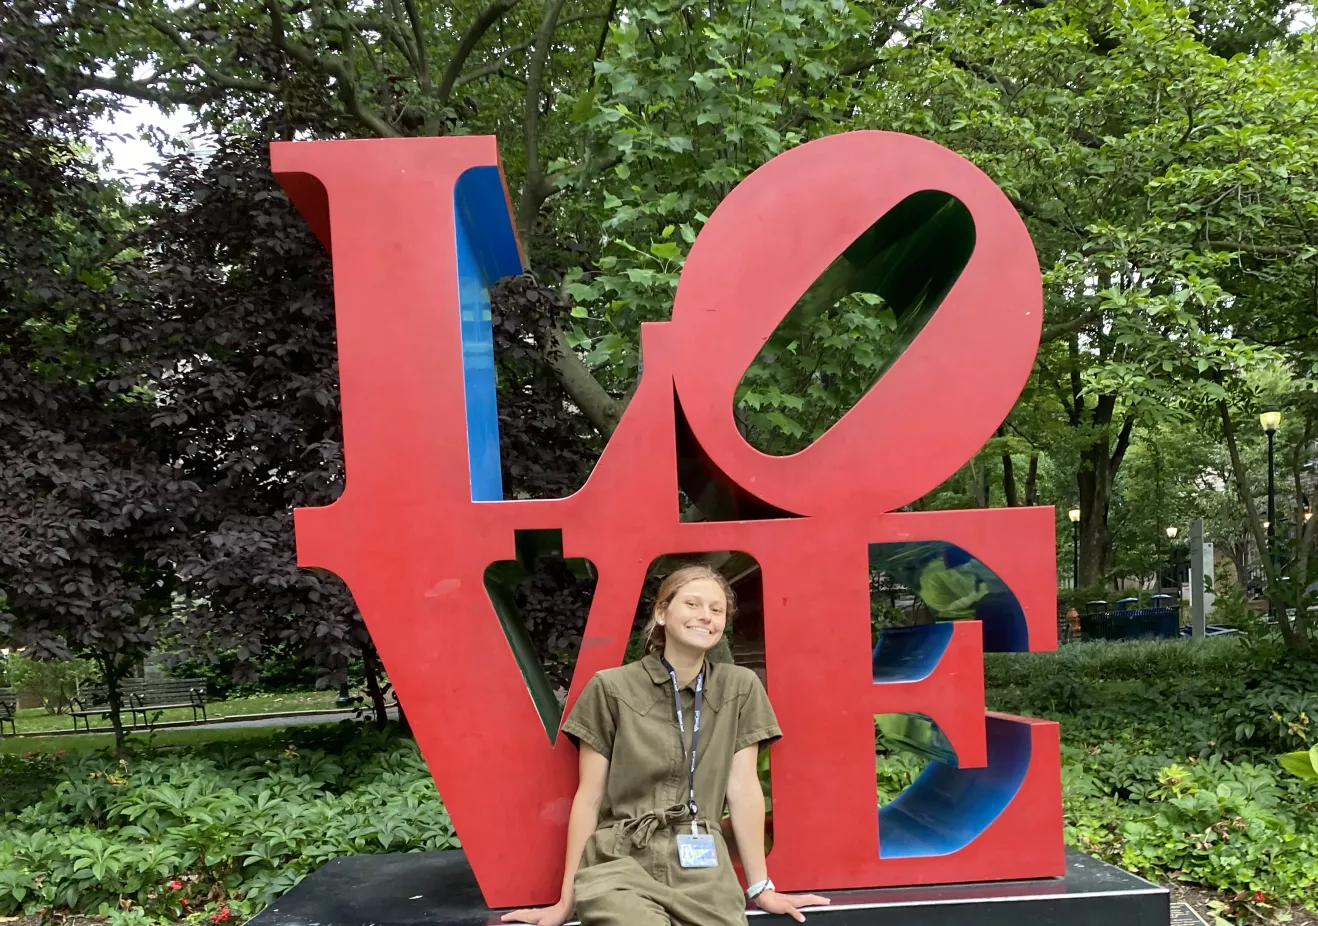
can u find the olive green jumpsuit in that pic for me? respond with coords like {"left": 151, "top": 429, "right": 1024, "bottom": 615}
{"left": 561, "top": 654, "right": 781, "bottom": 926}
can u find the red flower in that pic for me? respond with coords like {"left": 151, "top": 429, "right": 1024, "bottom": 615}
{"left": 1254, "top": 891, "right": 1266, "bottom": 903}
{"left": 169, "top": 880, "right": 183, "bottom": 891}
{"left": 219, "top": 907, "right": 231, "bottom": 921}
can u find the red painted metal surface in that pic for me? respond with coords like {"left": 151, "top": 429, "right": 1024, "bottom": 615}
{"left": 270, "top": 131, "right": 1062, "bottom": 908}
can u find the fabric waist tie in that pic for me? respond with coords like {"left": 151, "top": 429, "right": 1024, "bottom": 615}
{"left": 614, "top": 804, "right": 703, "bottom": 849}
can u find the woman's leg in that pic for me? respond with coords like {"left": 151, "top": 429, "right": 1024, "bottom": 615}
{"left": 574, "top": 859, "right": 671, "bottom": 926}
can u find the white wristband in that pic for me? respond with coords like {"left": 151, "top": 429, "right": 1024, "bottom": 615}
{"left": 746, "top": 879, "right": 775, "bottom": 901}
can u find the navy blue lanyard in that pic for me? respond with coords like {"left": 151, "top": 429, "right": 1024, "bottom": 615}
{"left": 660, "top": 658, "right": 704, "bottom": 819}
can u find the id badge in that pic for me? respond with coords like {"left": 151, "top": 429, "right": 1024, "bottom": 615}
{"left": 676, "top": 833, "right": 719, "bottom": 868}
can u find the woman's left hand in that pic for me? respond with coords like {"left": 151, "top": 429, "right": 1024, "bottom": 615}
{"left": 753, "top": 890, "right": 831, "bottom": 922}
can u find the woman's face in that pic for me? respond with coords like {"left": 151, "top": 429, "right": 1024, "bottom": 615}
{"left": 660, "top": 577, "right": 728, "bottom": 654}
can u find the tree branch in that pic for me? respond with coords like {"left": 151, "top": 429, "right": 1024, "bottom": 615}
{"left": 452, "top": 11, "right": 607, "bottom": 90}
{"left": 948, "top": 53, "right": 1017, "bottom": 97}
{"left": 265, "top": 0, "right": 401, "bottom": 138}
{"left": 516, "top": 0, "right": 570, "bottom": 240}
{"left": 1040, "top": 309, "right": 1101, "bottom": 342}
{"left": 453, "top": 51, "right": 527, "bottom": 87}
{"left": 374, "top": 0, "right": 422, "bottom": 75}
{"left": 81, "top": 74, "right": 210, "bottom": 107}
{"left": 591, "top": 0, "right": 620, "bottom": 75}
{"left": 437, "top": 0, "right": 522, "bottom": 106}
{"left": 546, "top": 326, "right": 624, "bottom": 437}
{"left": 1067, "top": 335, "right": 1084, "bottom": 427}
{"left": 839, "top": 55, "right": 883, "bottom": 77}
{"left": 148, "top": 16, "right": 275, "bottom": 93}
{"left": 400, "top": 0, "right": 432, "bottom": 91}
{"left": 1109, "top": 413, "right": 1135, "bottom": 471}
{"left": 1206, "top": 240, "right": 1310, "bottom": 260}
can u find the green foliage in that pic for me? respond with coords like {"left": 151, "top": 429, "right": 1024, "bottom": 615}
{"left": 0, "top": 749, "right": 67, "bottom": 816}
{"left": 4, "top": 639, "right": 1318, "bottom": 921}
{"left": 7, "top": 654, "right": 93, "bottom": 713}
{"left": 1278, "top": 745, "right": 1318, "bottom": 782}
{"left": 985, "top": 637, "right": 1262, "bottom": 687}
{"left": 985, "top": 638, "right": 1318, "bottom": 913}
{"left": 1067, "top": 758, "right": 1318, "bottom": 911}
{"left": 166, "top": 647, "right": 326, "bottom": 700}
{"left": 0, "top": 727, "right": 457, "bottom": 919}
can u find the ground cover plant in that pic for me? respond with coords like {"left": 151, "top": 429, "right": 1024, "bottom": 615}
{"left": 2, "top": 637, "right": 1315, "bottom": 924}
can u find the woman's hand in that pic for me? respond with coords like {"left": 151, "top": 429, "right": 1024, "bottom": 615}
{"left": 499, "top": 900, "right": 572, "bottom": 926}
{"left": 753, "top": 890, "right": 831, "bottom": 922}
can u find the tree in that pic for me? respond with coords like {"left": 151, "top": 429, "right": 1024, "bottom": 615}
{"left": 0, "top": 0, "right": 198, "bottom": 750}
{"left": 69, "top": 0, "right": 633, "bottom": 434}
{"left": 1219, "top": 392, "right": 1317, "bottom": 653}
{"left": 7, "top": 654, "right": 93, "bottom": 714}
{"left": 827, "top": 0, "right": 1315, "bottom": 584}
{"left": 28, "top": 0, "right": 1317, "bottom": 661}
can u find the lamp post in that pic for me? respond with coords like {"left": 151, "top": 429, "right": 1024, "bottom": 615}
{"left": 1068, "top": 507, "right": 1081, "bottom": 589}
{"left": 1165, "top": 525, "right": 1178, "bottom": 592}
{"left": 1260, "top": 408, "right": 1281, "bottom": 615}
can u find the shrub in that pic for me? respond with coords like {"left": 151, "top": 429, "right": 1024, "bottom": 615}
{"left": 6, "top": 638, "right": 1318, "bottom": 924}
{"left": 166, "top": 646, "right": 329, "bottom": 700}
{"left": 0, "top": 727, "right": 457, "bottom": 920}
{"left": 7, "top": 654, "right": 93, "bottom": 714}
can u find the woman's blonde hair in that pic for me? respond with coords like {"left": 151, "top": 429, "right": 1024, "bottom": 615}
{"left": 642, "top": 564, "right": 737, "bottom": 655}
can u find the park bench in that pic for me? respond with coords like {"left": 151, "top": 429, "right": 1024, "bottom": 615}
{"left": 70, "top": 678, "right": 208, "bottom": 731}
{"left": 0, "top": 688, "right": 16, "bottom": 736}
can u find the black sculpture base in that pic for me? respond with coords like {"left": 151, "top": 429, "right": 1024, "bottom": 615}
{"left": 249, "top": 848, "right": 1168, "bottom": 926}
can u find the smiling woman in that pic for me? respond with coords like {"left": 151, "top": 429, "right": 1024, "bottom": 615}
{"left": 501, "top": 564, "right": 830, "bottom": 926}
{"left": 641, "top": 565, "right": 735, "bottom": 659}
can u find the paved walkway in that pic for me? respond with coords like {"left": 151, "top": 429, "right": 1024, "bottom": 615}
{"left": 199, "top": 707, "right": 398, "bottom": 731}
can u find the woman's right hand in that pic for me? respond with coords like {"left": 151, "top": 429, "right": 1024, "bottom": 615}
{"left": 499, "top": 900, "right": 572, "bottom": 926}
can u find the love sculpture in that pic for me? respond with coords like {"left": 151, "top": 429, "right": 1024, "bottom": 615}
{"left": 270, "top": 131, "right": 1062, "bottom": 908}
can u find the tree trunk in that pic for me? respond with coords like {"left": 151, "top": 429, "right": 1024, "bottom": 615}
{"left": 972, "top": 460, "right": 989, "bottom": 508}
{"left": 1025, "top": 453, "right": 1038, "bottom": 506}
{"left": 1066, "top": 336, "right": 1134, "bottom": 587}
{"left": 1075, "top": 400, "right": 1134, "bottom": 588}
{"left": 101, "top": 656, "right": 126, "bottom": 754}
{"left": 1289, "top": 417, "right": 1315, "bottom": 643}
{"left": 998, "top": 426, "right": 1018, "bottom": 507}
{"left": 362, "top": 645, "right": 390, "bottom": 730}
{"left": 1218, "top": 399, "right": 1307, "bottom": 653}
{"left": 1228, "top": 542, "right": 1249, "bottom": 591}
{"left": 1076, "top": 464, "right": 1110, "bottom": 587}
{"left": 396, "top": 699, "right": 412, "bottom": 738}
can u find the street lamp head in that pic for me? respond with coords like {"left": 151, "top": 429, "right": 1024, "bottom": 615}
{"left": 1165, "top": 526, "right": 1178, "bottom": 539}
{"left": 1260, "top": 408, "right": 1282, "bottom": 432}
{"left": 1068, "top": 508, "right": 1081, "bottom": 523}
{"left": 1264, "top": 520, "right": 1271, "bottom": 529}
{"left": 1306, "top": 510, "right": 1313, "bottom": 522}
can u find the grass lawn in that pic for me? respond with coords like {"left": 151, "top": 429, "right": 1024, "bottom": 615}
{"left": 0, "top": 721, "right": 341, "bottom": 754}
{"left": 4, "top": 689, "right": 341, "bottom": 738}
